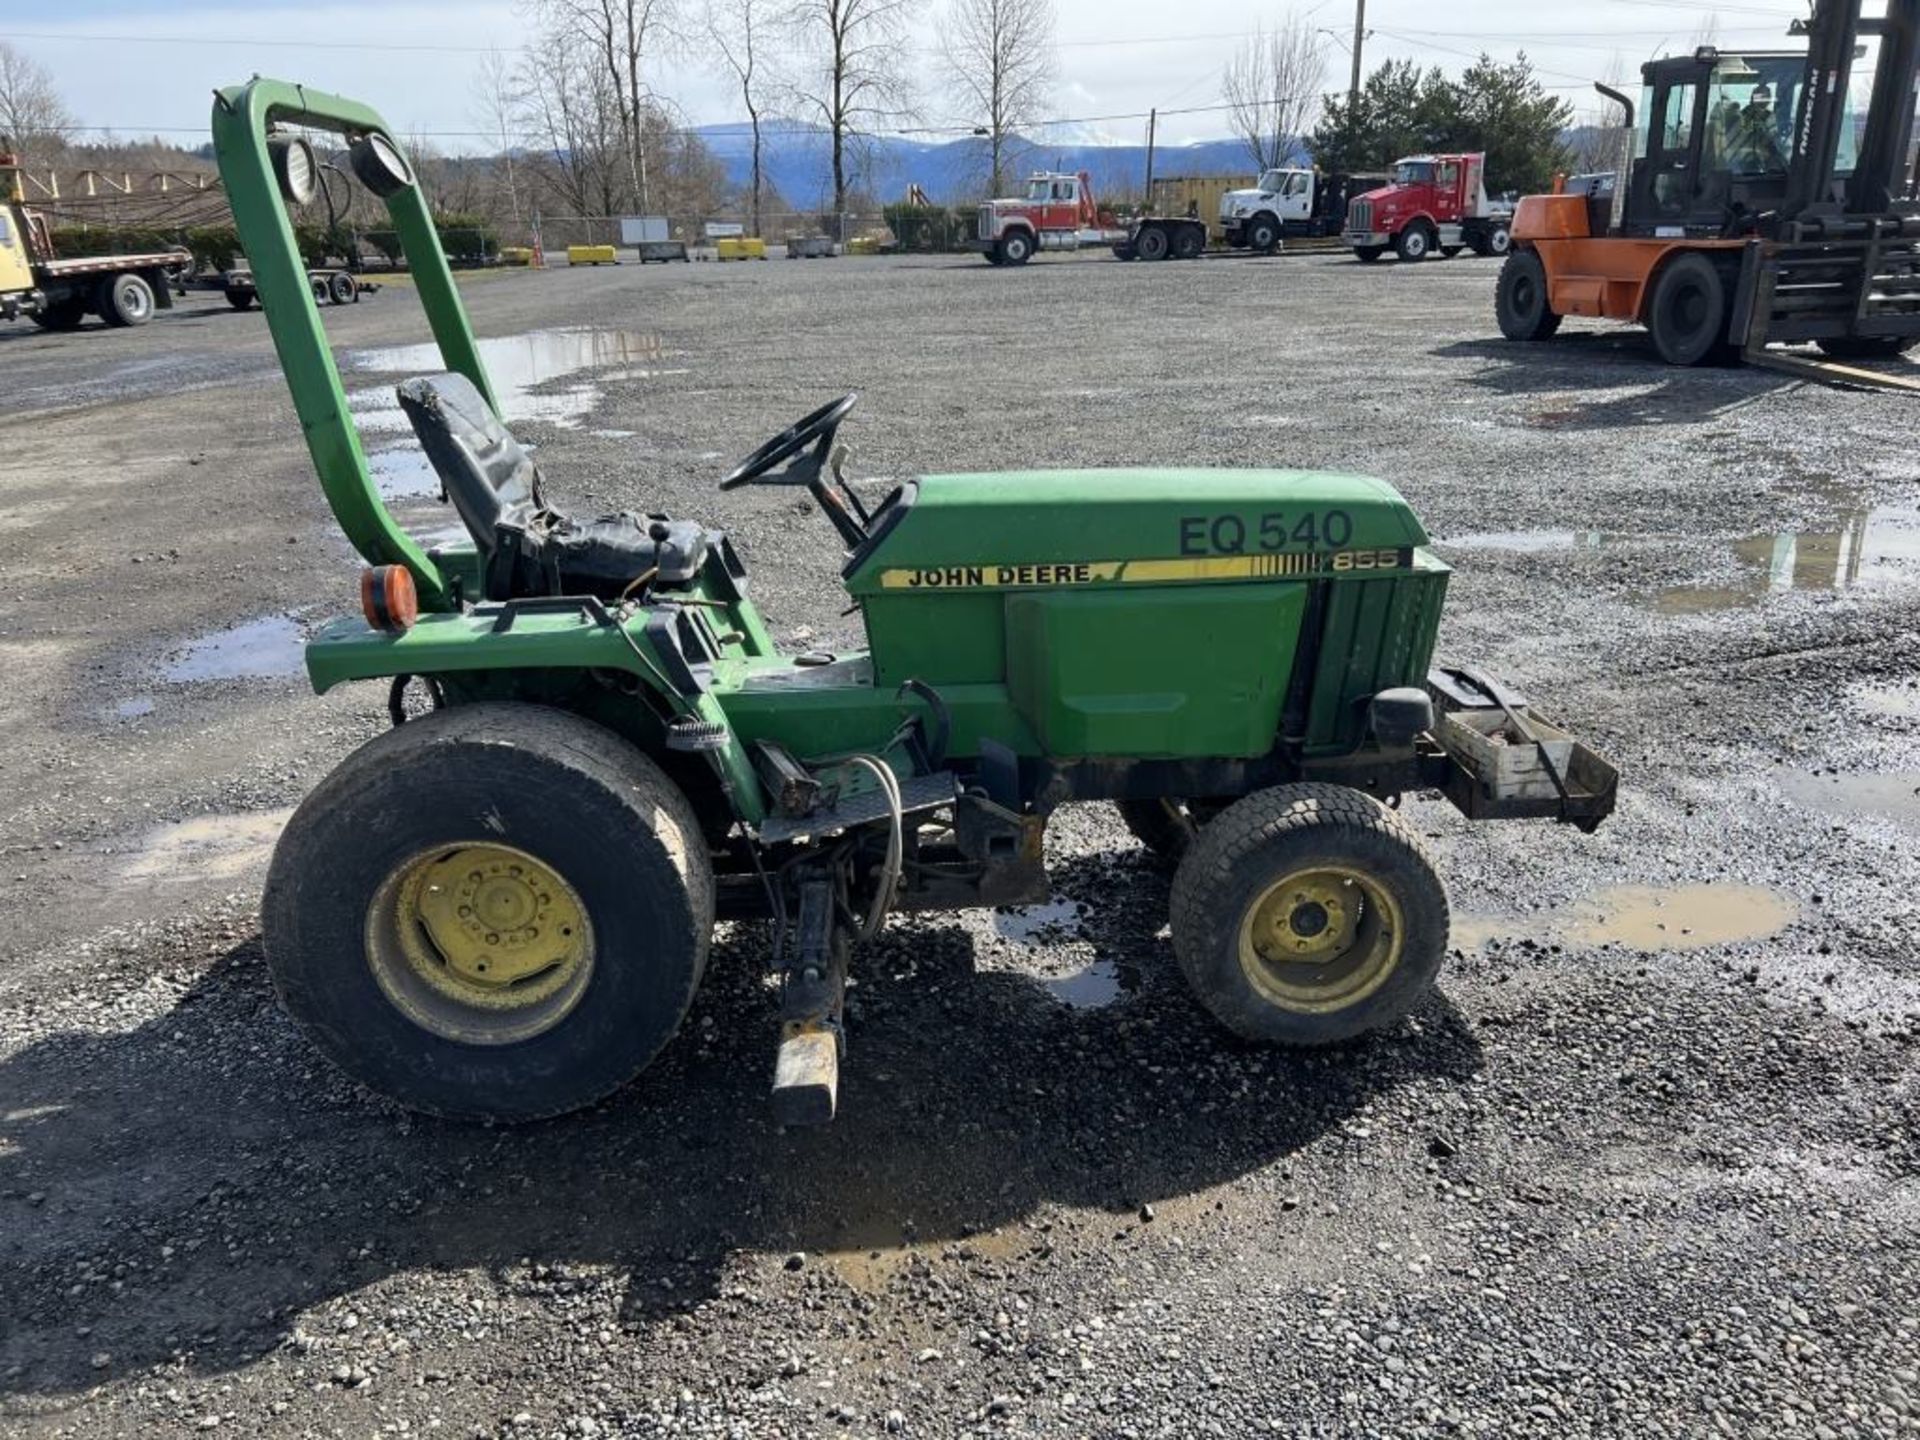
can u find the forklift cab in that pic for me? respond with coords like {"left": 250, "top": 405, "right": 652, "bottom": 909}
{"left": 1625, "top": 49, "right": 1855, "bottom": 236}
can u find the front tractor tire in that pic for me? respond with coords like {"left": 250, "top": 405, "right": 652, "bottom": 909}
{"left": 1496, "top": 249, "right": 1562, "bottom": 341}
{"left": 1646, "top": 252, "right": 1728, "bottom": 366}
{"left": 1394, "top": 225, "right": 1434, "bottom": 262}
{"left": 995, "top": 230, "right": 1033, "bottom": 266}
{"left": 263, "top": 703, "right": 713, "bottom": 1122}
{"left": 1169, "top": 784, "right": 1448, "bottom": 1046}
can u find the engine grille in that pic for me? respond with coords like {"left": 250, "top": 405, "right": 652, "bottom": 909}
{"left": 977, "top": 205, "right": 996, "bottom": 240}
{"left": 1348, "top": 199, "right": 1373, "bottom": 233}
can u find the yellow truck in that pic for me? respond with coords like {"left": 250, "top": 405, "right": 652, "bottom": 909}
{"left": 2, "top": 149, "right": 189, "bottom": 330}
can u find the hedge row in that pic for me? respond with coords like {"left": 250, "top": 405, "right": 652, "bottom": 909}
{"left": 47, "top": 215, "right": 501, "bottom": 272}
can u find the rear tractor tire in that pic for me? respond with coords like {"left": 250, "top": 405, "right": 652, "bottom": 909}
{"left": 1169, "top": 784, "right": 1448, "bottom": 1046}
{"left": 263, "top": 703, "right": 713, "bottom": 1122}
{"left": 1646, "top": 252, "right": 1728, "bottom": 366}
{"left": 1496, "top": 249, "right": 1562, "bottom": 341}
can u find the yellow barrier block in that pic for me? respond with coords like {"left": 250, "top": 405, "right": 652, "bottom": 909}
{"left": 716, "top": 237, "right": 768, "bottom": 261}
{"left": 846, "top": 236, "right": 881, "bottom": 255}
{"left": 567, "top": 244, "right": 617, "bottom": 266}
{"left": 499, "top": 246, "right": 534, "bottom": 266}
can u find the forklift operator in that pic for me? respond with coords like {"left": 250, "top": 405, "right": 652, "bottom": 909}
{"left": 1718, "top": 83, "right": 1789, "bottom": 174}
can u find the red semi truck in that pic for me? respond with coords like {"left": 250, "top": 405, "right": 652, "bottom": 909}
{"left": 973, "top": 170, "right": 1209, "bottom": 265}
{"left": 1344, "top": 153, "right": 1514, "bottom": 263}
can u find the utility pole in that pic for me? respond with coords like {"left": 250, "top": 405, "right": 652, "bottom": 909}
{"left": 1144, "top": 108, "right": 1157, "bottom": 202}
{"left": 1348, "top": 0, "right": 1366, "bottom": 111}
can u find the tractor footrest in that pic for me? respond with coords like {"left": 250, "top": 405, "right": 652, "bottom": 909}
{"left": 757, "top": 770, "right": 958, "bottom": 843}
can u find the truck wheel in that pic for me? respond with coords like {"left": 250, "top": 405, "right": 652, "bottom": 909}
{"left": 983, "top": 250, "right": 1005, "bottom": 266}
{"left": 1646, "top": 252, "right": 1727, "bottom": 366}
{"left": 263, "top": 703, "right": 713, "bottom": 1121}
{"left": 97, "top": 272, "right": 155, "bottom": 327}
{"left": 1245, "top": 215, "right": 1280, "bottom": 254}
{"left": 1169, "top": 784, "right": 1448, "bottom": 1046}
{"left": 996, "top": 230, "right": 1033, "bottom": 266}
{"left": 329, "top": 271, "right": 359, "bottom": 304}
{"left": 1394, "top": 225, "right": 1433, "bottom": 262}
{"left": 1816, "top": 335, "right": 1918, "bottom": 360}
{"left": 1353, "top": 245, "right": 1384, "bottom": 264}
{"left": 1485, "top": 224, "right": 1512, "bottom": 256}
{"left": 1172, "top": 225, "right": 1204, "bottom": 260}
{"left": 1496, "top": 250, "right": 1562, "bottom": 341}
{"left": 30, "top": 297, "right": 89, "bottom": 330}
{"left": 1440, "top": 245, "right": 1464, "bottom": 259}
{"left": 225, "top": 290, "right": 256, "bottom": 311}
{"left": 1135, "top": 224, "right": 1170, "bottom": 261}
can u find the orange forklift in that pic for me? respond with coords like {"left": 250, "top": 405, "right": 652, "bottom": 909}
{"left": 1496, "top": 0, "right": 1919, "bottom": 377}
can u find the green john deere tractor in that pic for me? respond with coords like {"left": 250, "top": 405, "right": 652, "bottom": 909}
{"left": 214, "top": 80, "right": 1617, "bottom": 1126}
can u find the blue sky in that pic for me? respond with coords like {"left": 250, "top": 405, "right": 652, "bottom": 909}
{"left": 3, "top": 0, "right": 1816, "bottom": 152}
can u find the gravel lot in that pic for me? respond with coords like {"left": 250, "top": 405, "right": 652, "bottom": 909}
{"left": 1, "top": 249, "right": 1916, "bottom": 1438}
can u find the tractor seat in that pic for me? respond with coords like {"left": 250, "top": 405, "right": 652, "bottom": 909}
{"left": 397, "top": 371, "right": 709, "bottom": 602}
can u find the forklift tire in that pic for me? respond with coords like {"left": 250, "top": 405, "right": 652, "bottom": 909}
{"left": 1496, "top": 250, "right": 1562, "bottom": 341}
{"left": 996, "top": 231, "right": 1033, "bottom": 266}
{"left": 1135, "top": 224, "right": 1171, "bottom": 262}
{"left": 1244, "top": 215, "right": 1280, "bottom": 254}
{"left": 1169, "top": 784, "right": 1448, "bottom": 1047}
{"left": 1646, "top": 252, "right": 1727, "bottom": 366}
{"left": 1353, "top": 246, "right": 1384, "bottom": 264}
{"left": 97, "top": 272, "right": 155, "bottom": 327}
{"left": 1394, "top": 225, "right": 1434, "bottom": 262}
{"left": 30, "top": 298, "right": 89, "bottom": 330}
{"left": 1815, "top": 334, "right": 1919, "bottom": 360}
{"left": 263, "top": 703, "right": 713, "bottom": 1122}
{"left": 226, "top": 290, "right": 256, "bottom": 311}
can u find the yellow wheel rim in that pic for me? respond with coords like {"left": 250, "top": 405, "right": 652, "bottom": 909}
{"left": 1236, "top": 864, "right": 1404, "bottom": 1014}
{"left": 365, "top": 843, "right": 594, "bottom": 1045}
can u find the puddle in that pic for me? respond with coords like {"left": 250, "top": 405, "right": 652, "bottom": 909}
{"left": 1851, "top": 681, "right": 1920, "bottom": 721}
{"left": 994, "top": 896, "right": 1087, "bottom": 943}
{"left": 1435, "top": 529, "right": 1603, "bottom": 553}
{"left": 1455, "top": 882, "right": 1798, "bottom": 953}
{"left": 368, "top": 445, "right": 442, "bottom": 499}
{"left": 112, "top": 695, "right": 155, "bottom": 719}
{"left": 161, "top": 616, "right": 304, "bottom": 683}
{"left": 124, "top": 809, "right": 293, "bottom": 881}
{"left": 343, "top": 329, "right": 684, "bottom": 432}
{"left": 1777, "top": 770, "right": 1920, "bottom": 827}
{"left": 1654, "top": 508, "right": 1920, "bottom": 614}
{"left": 825, "top": 1224, "right": 1027, "bottom": 1295}
{"left": 1043, "top": 959, "right": 1125, "bottom": 1010}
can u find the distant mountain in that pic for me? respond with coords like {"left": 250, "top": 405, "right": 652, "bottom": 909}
{"left": 692, "top": 122, "right": 1260, "bottom": 207}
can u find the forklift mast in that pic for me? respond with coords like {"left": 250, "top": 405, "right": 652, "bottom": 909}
{"left": 1783, "top": 0, "right": 1920, "bottom": 220}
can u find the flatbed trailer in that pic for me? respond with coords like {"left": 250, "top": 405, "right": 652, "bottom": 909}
{"left": 1, "top": 153, "right": 188, "bottom": 330}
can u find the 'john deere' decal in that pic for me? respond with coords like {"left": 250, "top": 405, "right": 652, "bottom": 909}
{"left": 878, "top": 549, "right": 1415, "bottom": 589}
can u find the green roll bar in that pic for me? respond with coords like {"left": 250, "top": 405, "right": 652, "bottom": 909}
{"left": 211, "top": 78, "right": 493, "bottom": 610}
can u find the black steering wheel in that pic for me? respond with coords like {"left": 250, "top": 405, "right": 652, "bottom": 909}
{"left": 719, "top": 393, "right": 859, "bottom": 490}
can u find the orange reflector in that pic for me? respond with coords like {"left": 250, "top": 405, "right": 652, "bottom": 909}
{"left": 360, "top": 565, "right": 419, "bottom": 633}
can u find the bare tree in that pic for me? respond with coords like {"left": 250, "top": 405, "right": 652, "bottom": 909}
{"left": 540, "top": 0, "right": 677, "bottom": 211}
{"left": 786, "top": 0, "right": 920, "bottom": 218}
{"left": 519, "top": 24, "right": 626, "bottom": 219}
{"left": 474, "top": 49, "right": 528, "bottom": 223}
{"left": 708, "top": 0, "right": 770, "bottom": 234}
{"left": 1221, "top": 17, "right": 1327, "bottom": 173}
{"left": 0, "top": 42, "right": 74, "bottom": 161}
{"left": 939, "top": 0, "right": 1054, "bottom": 197}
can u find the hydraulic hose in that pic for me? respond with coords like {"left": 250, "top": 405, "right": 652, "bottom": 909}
{"left": 847, "top": 754, "right": 904, "bottom": 939}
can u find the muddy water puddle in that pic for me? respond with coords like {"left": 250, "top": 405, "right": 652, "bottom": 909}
{"left": 124, "top": 809, "right": 292, "bottom": 882}
{"left": 343, "top": 328, "right": 685, "bottom": 433}
{"left": 825, "top": 1224, "right": 1028, "bottom": 1295}
{"left": 1655, "top": 507, "right": 1920, "bottom": 613}
{"left": 161, "top": 615, "right": 305, "bottom": 683}
{"left": 1454, "top": 882, "right": 1799, "bottom": 953}
{"left": 991, "top": 897, "right": 1133, "bottom": 1010}
{"left": 1777, "top": 770, "right": 1920, "bottom": 826}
